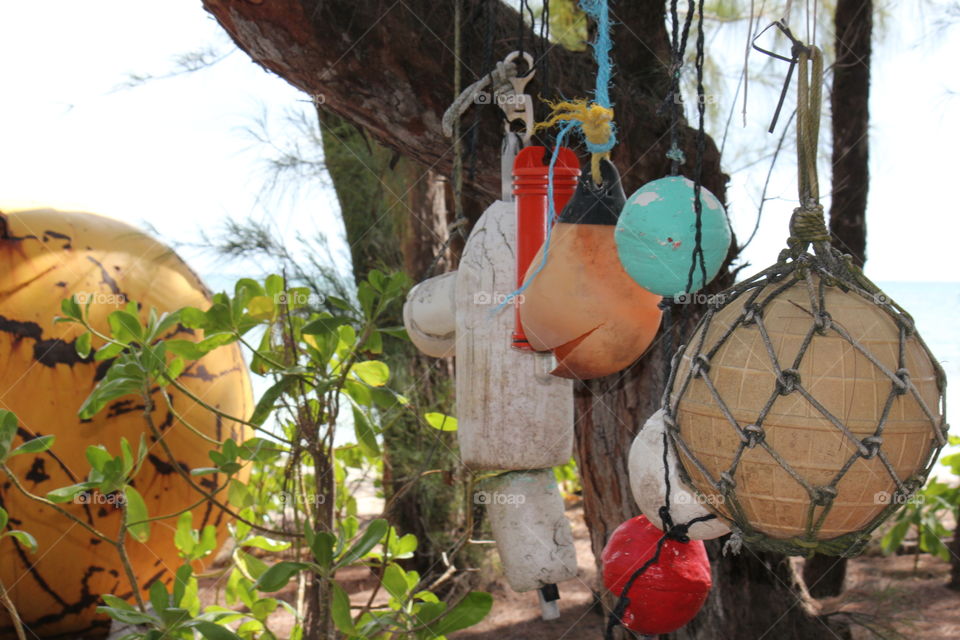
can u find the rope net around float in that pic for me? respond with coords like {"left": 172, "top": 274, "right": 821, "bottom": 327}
{"left": 661, "top": 203, "right": 948, "bottom": 557}
{"left": 659, "top": 44, "right": 948, "bottom": 558}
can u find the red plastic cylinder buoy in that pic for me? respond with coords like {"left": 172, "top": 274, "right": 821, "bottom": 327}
{"left": 602, "top": 515, "right": 711, "bottom": 635}
{"left": 512, "top": 146, "right": 580, "bottom": 350}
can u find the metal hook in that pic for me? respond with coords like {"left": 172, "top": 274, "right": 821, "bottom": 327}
{"left": 752, "top": 20, "right": 811, "bottom": 133}
{"left": 497, "top": 51, "right": 536, "bottom": 146}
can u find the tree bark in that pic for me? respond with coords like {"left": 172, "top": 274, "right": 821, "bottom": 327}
{"left": 802, "top": 553, "right": 847, "bottom": 599}
{"left": 829, "top": 0, "right": 872, "bottom": 266}
{"left": 203, "top": 1, "right": 842, "bottom": 637}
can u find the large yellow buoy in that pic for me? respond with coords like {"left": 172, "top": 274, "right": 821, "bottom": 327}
{"left": 0, "top": 208, "right": 252, "bottom": 638}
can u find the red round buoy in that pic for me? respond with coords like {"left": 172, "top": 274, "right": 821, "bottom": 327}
{"left": 602, "top": 515, "right": 711, "bottom": 635}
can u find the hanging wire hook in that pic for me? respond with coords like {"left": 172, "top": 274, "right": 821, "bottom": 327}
{"left": 752, "top": 20, "right": 810, "bottom": 133}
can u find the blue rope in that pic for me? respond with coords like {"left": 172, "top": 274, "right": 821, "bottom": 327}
{"left": 580, "top": 0, "right": 617, "bottom": 152}
{"left": 580, "top": 0, "right": 614, "bottom": 108}
{"left": 492, "top": 121, "right": 577, "bottom": 315}
{"left": 492, "top": 0, "right": 615, "bottom": 316}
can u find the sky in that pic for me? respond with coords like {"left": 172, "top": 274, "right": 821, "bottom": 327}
{"left": 0, "top": 0, "right": 349, "bottom": 295}
{"left": 0, "top": 0, "right": 957, "bottom": 291}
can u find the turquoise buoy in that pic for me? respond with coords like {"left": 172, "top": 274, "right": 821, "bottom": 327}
{"left": 615, "top": 176, "right": 730, "bottom": 297}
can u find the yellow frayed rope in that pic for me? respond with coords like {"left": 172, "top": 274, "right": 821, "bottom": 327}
{"left": 536, "top": 99, "right": 616, "bottom": 185}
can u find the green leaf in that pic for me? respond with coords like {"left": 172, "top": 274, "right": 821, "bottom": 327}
{"left": 264, "top": 275, "right": 285, "bottom": 297}
{"left": 307, "top": 527, "right": 336, "bottom": 569}
{"left": 101, "top": 594, "right": 137, "bottom": 611}
{"left": 0, "top": 410, "right": 19, "bottom": 460}
{"left": 241, "top": 536, "right": 292, "bottom": 552}
{"left": 96, "top": 605, "right": 156, "bottom": 626}
{"left": 350, "top": 361, "right": 389, "bottom": 387}
{"left": 164, "top": 339, "right": 207, "bottom": 360}
{"left": 330, "top": 581, "right": 355, "bottom": 633}
{"left": 424, "top": 413, "right": 457, "bottom": 432}
{"left": 363, "top": 330, "right": 383, "bottom": 354}
{"left": 46, "top": 482, "right": 97, "bottom": 503}
{"left": 75, "top": 332, "right": 92, "bottom": 359}
{"left": 881, "top": 517, "right": 912, "bottom": 555}
{"left": 390, "top": 533, "right": 418, "bottom": 559}
{"left": 86, "top": 445, "right": 114, "bottom": 472}
{"left": 193, "top": 621, "right": 242, "bottom": 640}
{"left": 228, "top": 480, "right": 252, "bottom": 508}
{"left": 382, "top": 563, "right": 409, "bottom": 601}
{"left": 352, "top": 407, "right": 380, "bottom": 458}
{"left": 254, "top": 561, "right": 311, "bottom": 592}
{"left": 357, "top": 282, "right": 376, "bottom": 317}
{"left": 326, "top": 295, "right": 352, "bottom": 311}
{"left": 337, "top": 519, "right": 388, "bottom": 568}
{"left": 247, "top": 295, "right": 275, "bottom": 320}
{"left": 302, "top": 316, "right": 349, "bottom": 337}
{"left": 234, "top": 549, "right": 269, "bottom": 583}
{"left": 422, "top": 591, "right": 492, "bottom": 636}
{"left": 174, "top": 511, "right": 196, "bottom": 557}
{"left": 60, "top": 296, "right": 82, "bottom": 320}
{"left": 4, "top": 530, "right": 37, "bottom": 552}
{"left": 148, "top": 579, "right": 169, "bottom": 615}
{"left": 9, "top": 435, "right": 54, "bottom": 457}
{"left": 379, "top": 326, "right": 410, "bottom": 341}
{"left": 250, "top": 376, "right": 299, "bottom": 427}
{"left": 179, "top": 306, "right": 208, "bottom": 329}
{"left": 173, "top": 564, "right": 193, "bottom": 607}
{"left": 108, "top": 310, "right": 143, "bottom": 343}
{"left": 413, "top": 602, "right": 447, "bottom": 630}
{"left": 94, "top": 341, "right": 126, "bottom": 361}
{"left": 78, "top": 377, "right": 144, "bottom": 419}
{"left": 125, "top": 487, "right": 150, "bottom": 542}
{"left": 0, "top": 507, "right": 7, "bottom": 531}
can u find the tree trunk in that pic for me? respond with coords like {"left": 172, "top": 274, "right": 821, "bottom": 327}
{"left": 801, "top": 0, "right": 874, "bottom": 600}
{"left": 802, "top": 553, "right": 847, "bottom": 599}
{"left": 203, "top": 0, "right": 841, "bottom": 635}
{"left": 829, "top": 0, "right": 872, "bottom": 266}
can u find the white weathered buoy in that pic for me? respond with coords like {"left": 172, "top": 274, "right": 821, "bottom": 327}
{"left": 402, "top": 271, "right": 457, "bottom": 358}
{"left": 482, "top": 469, "right": 578, "bottom": 593}
{"left": 628, "top": 409, "right": 731, "bottom": 540}
{"left": 455, "top": 201, "right": 575, "bottom": 470}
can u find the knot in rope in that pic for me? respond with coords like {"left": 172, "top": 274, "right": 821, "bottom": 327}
{"left": 537, "top": 99, "right": 616, "bottom": 184}
{"left": 788, "top": 204, "right": 830, "bottom": 246}
{"left": 665, "top": 144, "right": 686, "bottom": 164}
{"left": 658, "top": 505, "right": 691, "bottom": 543}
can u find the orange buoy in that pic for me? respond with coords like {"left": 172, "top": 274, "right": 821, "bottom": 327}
{"left": 518, "top": 160, "right": 662, "bottom": 379}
